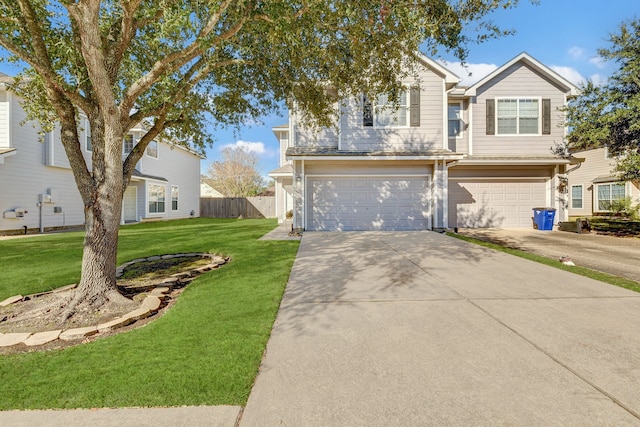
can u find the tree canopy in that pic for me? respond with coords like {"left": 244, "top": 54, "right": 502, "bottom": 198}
{"left": 206, "top": 146, "right": 265, "bottom": 197}
{"left": 564, "top": 19, "right": 640, "bottom": 181}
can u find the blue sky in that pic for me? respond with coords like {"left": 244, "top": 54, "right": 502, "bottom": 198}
{"left": 1, "top": 1, "right": 638, "bottom": 182}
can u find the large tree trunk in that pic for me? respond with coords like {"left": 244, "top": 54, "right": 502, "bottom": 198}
{"left": 63, "top": 198, "right": 122, "bottom": 319}
{"left": 62, "top": 114, "right": 131, "bottom": 320}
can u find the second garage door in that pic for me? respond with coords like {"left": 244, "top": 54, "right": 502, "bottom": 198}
{"left": 307, "top": 176, "right": 430, "bottom": 231}
{"left": 448, "top": 180, "right": 547, "bottom": 228}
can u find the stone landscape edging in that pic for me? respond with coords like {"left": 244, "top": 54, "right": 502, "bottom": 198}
{"left": 0, "top": 252, "right": 228, "bottom": 348}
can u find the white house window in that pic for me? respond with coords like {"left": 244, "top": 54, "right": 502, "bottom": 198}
{"left": 571, "top": 185, "right": 583, "bottom": 209}
{"left": 171, "top": 185, "right": 179, "bottom": 211}
{"left": 448, "top": 103, "right": 463, "bottom": 138}
{"left": 148, "top": 183, "right": 166, "bottom": 214}
{"left": 596, "top": 182, "right": 625, "bottom": 211}
{"left": 146, "top": 140, "right": 158, "bottom": 158}
{"left": 497, "top": 98, "right": 539, "bottom": 135}
{"left": 85, "top": 121, "right": 92, "bottom": 152}
{"left": 374, "top": 91, "right": 409, "bottom": 128}
{"left": 124, "top": 134, "right": 135, "bottom": 155}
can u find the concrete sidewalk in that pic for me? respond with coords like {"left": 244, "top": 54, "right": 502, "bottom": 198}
{"left": 0, "top": 406, "right": 242, "bottom": 427}
{"left": 240, "top": 231, "right": 640, "bottom": 426}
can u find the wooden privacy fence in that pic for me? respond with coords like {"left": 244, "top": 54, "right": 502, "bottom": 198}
{"left": 200, "top": 196, "right": 276, "bottom": 219}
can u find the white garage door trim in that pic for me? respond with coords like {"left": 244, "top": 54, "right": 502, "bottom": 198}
{"left": 306, "top": 174, "right": 431, "bottom": 231}
{"left": 448, "top": 178, "right": 547, "bottom": 228}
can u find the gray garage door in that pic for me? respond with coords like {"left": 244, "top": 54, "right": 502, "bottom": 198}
{"left": 448, "top": 180, "right": 546, "bottom": 228}
{"left": 308, "top": 176, "right": 430, "bottom": 231}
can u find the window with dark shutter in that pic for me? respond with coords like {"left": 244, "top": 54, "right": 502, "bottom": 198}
{"left": 362, "top": 94, "right": 373, "bottom": 127}
{"left": 486, "top": 99, "right": 495, "bottom": 135}
{"left": 542, "top": 98, "right": 551, "bottom": 135}
{"left": 410, "top": 86, "right": 420, "bottom": 127}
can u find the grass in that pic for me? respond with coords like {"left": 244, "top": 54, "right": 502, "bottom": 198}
{"left": 0, "top": 218, "right": 299, "bottom": 410}
{"left": 447, "top": 232, "right": 640, "bottom": 293}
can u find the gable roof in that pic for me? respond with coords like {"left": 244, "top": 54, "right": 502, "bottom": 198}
{"left": 465, "top": 52, "right": 580, "bottom": 96}
{"left": 414, "top": 52, "right": 460, "bottom": 86}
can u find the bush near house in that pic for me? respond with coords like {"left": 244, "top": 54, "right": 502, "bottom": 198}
{"left": 589, "top": 217, "right": 640, "bottom": 236}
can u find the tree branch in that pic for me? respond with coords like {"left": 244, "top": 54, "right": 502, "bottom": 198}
{"left": 120, "top": 0, "right": 248, "bottom": 121}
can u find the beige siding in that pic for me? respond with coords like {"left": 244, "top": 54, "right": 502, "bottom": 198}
{"left": 567, "top": 148, "right": 640, "bottom": 216}
{"left": 292, "top": 62, "right": 448, "bottom": 152}
{"left": 292, "top": 109, "right": 339, "bottom": 148}
{"left": 340, "top": 69, "right": 446, "bottom": 151}
{"left": 449, "top": 166, "right": 554, "bottom": 179}
{"left": 277, "top": 130, "right": 290, "bottom": 166}
{"left": 472, "top": 63, "right": 568, "bottom": 156}
{"left": 303, "top": 160, "right": 432, "bottom": 176}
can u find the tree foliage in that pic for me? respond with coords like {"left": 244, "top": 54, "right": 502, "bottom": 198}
{"left": 565, "top": 19, "right": 640, "bottom": 181}
{"left": 0, "top": 0, "right": 528, "bottom": 315}
{"left": 206, "top": 147, "right": 265, "bottom": 197}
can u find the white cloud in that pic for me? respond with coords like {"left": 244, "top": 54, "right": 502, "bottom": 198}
{"left": 589, "top": 55, "right": 606, "bottom": 69}
{"left": 222, "top": 140, "right": 266, "bottom": 154}
{"left": 550, "top": 65, "right": 586, "bottom": 86}
{"left": 568, "top": 46, "right": 586, "bottom": 60}
{"left": 589, "top": 73, "right": 607, "bottom": 86}
{"left": 439, "top": 61, "right": 498, "bottom": 86}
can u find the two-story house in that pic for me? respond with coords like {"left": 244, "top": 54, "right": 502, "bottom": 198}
{"left": 0, "top": 73, "right": 203, "bottom": 234}
{"left": 270, "top": 52, "right": 579, "bottom": 231}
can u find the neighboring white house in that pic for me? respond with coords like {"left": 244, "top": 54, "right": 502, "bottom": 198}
{"left": 270, "top": 52, "right": 579, "bottom": 231}
{"left": 567, "top": 147, "right": 640, "bottom": 217}
{"left": 0, "top": 73, "right": 203, "bottom": 234}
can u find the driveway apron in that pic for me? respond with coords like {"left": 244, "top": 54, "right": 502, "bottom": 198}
{"left": 240, "top": 231, "right": 640, "bottom": 426}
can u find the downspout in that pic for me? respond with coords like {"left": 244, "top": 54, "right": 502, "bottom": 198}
{"left": 38, "top": 200, "right": 43, "bottom": 233}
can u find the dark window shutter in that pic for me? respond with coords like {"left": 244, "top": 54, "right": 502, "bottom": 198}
{"left": 486, "top": 99, "right": 495, "bottom": 135}
{"left": 410, "top": 86, "right": 420, "bottom": 127}
{"left": 362, "top": 94, "right": 373, "bottom": 127}
{"left": 542, "top": 98, "right": 551, "bottom": 135}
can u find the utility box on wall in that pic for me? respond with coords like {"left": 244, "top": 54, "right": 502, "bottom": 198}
{"left": 39, "top": 188, "right": 58, "bottom": 203}
{"left": 53, "top": 206, "right": 63, "bottom": 213}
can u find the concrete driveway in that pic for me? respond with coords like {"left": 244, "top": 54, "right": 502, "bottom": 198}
{"left": 456, "top": 228, "right": 640, "bottom": 284}
{"left": 241, "top": 231, "right": 640, "bottom": 426}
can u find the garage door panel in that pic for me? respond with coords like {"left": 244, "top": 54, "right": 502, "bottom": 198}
{"left": 308, "top": 177, "right": 429, "bottom": 231}
{"left": 449, "top": 180, "right": 546, "bottom": 228}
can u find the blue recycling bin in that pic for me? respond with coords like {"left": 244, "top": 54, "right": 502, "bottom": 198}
{"left": 532, "top": 207, "right": 556, "bottom": 230}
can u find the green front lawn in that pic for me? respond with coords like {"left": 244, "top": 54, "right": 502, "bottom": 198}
{"left": 0, "top": 218, "right": 299, "bottom": 410}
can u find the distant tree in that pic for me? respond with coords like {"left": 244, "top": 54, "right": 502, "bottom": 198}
{"left": 564, "top": 19, "right": 640, "bottom": 181}
{"left": 0, "top": 0, "right": 528, "bottom": 319}
{"left": 206, "top": 147, "right": 264, "bottom": 197}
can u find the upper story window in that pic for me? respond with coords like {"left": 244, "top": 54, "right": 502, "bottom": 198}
{"left": 448, "top": 103, "right": 463, "bottom": 138}
{"left": 363, "top": 86, "right": 421, "bottom": 129}
{"left": 146, "top": 140, "right": 158, "bottom": 158}
{"left": 498, "top": 98, "right": 538, "bottom": 134}
{"left": 486, "top": 98, "right": 551, "bottom": 136}
{"left": 123, "top": 134, "right": 135, "bottom": 155}
{"left": 374, "top": 91, "right": 410, "bottom": 128}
